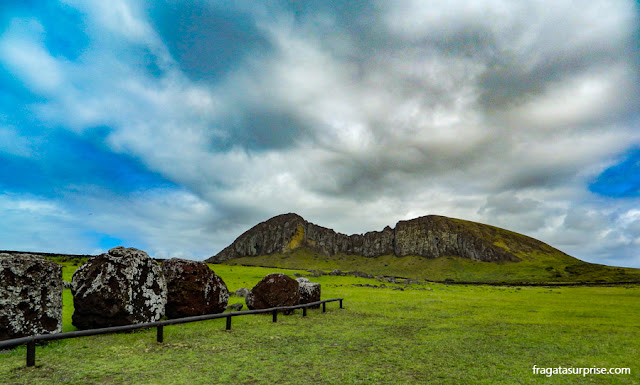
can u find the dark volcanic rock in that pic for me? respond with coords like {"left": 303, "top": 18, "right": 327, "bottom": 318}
{"left": 226, "top": 303, "right": 243, "bottom": 311}
{"left": 214, "top": 214, "right": 306, "bottom": 262}
{"left": 209, "top": 213, "right": 396, "bottom": 262}
{"left": 349, "top": 271, "right": 374, "bottom": 279}
{"left": 361, "top": 225, "right": 395, "bottom": 257}
{"left": 394, "top": 216, "right": 520, "bottom": 262}
{"left": 0, "top": 253, "right": 62, "bottom": 341}
{"left": 207, "top": 213, "right": 527, "bottom": 264}
{"left": 245, "top": 273, "right": 300, "bottom": 311}
{"left": 296, "top": 277, "right": 321, "bottom": 308}
{"left": 161, "top": 258, "right": 229, "bottom": 319}
{"left": 71, "top": 246, "right": 167, "bottom": 329}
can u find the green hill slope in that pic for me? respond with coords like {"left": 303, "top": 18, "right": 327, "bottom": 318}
{"left": 225, "top": 249, "right": 640, "bottom": 283}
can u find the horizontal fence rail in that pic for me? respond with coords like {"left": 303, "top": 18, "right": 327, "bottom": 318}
{"left": 0, "top": 297, "right": 344, "bottom": 367}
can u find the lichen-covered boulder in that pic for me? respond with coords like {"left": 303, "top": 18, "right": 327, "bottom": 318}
{"left": 71, "top": 246, "right": 167, "bottom": 329}
{"left": 0, "top": 254, "right": 62, "bottom": 341}
{"left": 161, "top": 258, "right": 228, "bottom": 319}
{"left": 296, "top": 277, "right": 321, "bottom": 308}
{"left": 246, "top": 273, "right": 300, "bottom": 311}
{"left": 235, "top": 288, "right": 250, "bottom": 298}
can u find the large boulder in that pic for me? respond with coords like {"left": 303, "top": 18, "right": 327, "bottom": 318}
{"left": 161, "top": 258, "right": 229, "bottom": 319}
{"left": 245, "top": 273, "right": 300, "bottom": 311}
{"left": 296, "top": 277, "right": 321, "bottom": 308}
{"left": 0, "top": 254, "right": 62, "bottom": 341}
{"left": 71, "top": 246, "right": 167, "bottom": 329}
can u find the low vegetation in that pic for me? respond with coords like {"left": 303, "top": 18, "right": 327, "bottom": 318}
{"left": 1, "top": 260, "right": 638, "bottom": 384}
{"left": 225, "top": 247, "right": 640, "bottom": 284}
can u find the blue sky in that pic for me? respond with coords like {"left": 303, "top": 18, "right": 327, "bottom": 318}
{"left": 1, "top": 0, "right": 639, "bottom": 267}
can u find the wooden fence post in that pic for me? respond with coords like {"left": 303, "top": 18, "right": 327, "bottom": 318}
{"left": 26, "top": 341, "right": 35, "bottom": 367}
{"left": 157, "top": 325, "right": 163, "bottom": 343}
{"left": 0, "top": 297, "right": 343, "bottom": 368}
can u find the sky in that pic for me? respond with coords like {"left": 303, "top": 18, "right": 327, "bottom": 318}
{"left": 0, "top": 0, "right": 639, "bottom": 267}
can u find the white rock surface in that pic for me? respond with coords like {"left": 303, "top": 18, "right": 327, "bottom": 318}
{"left": 296, "top": 277, "right": 321, "bottom": 308}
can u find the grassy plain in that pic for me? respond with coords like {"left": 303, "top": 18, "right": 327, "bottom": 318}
{"left": 1, "top": 263, "right": 639, "bottom": 384}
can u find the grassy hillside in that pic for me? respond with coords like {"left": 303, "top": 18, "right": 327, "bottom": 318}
{"left": 1, "top": 263, "right": 639, "bottom": 384}
{"left": 224, "top": 247, "right": 640, "bottom": 284}
{"left": 210, "top": 215, "right": 640, "bottom": 283}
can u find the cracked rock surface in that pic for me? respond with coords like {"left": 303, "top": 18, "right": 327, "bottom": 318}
{"left": 296, "top": 277, "right": 321, "bottom": 308}
{"left": 161, "top": 258, "right": 228, "bottom": 319}
{"left": 246, "top": 273, "right": 300, "bottom": 310}
{"left": 0, "top": 253, "right": 62, "bottom": 341}
{"left": 71, "top": 246, "right": 167, "bottom": 329}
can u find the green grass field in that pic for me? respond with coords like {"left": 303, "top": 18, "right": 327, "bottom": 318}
{"left": 1, "top": 262, "right": 639, "bottom": 384}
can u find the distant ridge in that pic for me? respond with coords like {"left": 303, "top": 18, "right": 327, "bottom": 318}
{"left": 207, "top": 213, "right": 566, "bottom": 264}
{"left": 0, "top": 250, "right": 94, "bottom": 259}
{"left": 206, "top": 213, "right": 640, "bottom": 284}
{"left": 0, "top": 250, "right": 167, "bottom": 263}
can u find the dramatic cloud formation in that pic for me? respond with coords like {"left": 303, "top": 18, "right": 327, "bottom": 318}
{"left": 1, "top": 0, "right": 639, "bottom": 267}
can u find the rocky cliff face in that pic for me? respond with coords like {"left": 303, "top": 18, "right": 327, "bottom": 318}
{"left": 208, "top": 213, "right": 528, "bottom": 263}
{"left": 393, "top": 216, "right": 519, "bottom": 262}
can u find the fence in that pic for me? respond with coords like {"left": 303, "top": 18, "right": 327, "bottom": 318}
{"left": 0, "top": 297, "right": 344, "bottom": 367}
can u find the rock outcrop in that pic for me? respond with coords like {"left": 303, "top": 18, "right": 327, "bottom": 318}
{"left": 207, "top": 213, "right": 524, "bottom": 263}
{"left": 71, "top": 246, "right": 167, "bottom": 329}
{"left": 226, "top": 303, "right": 243, "bottom": 311}
{"left": 0, "top": 254, "right": 62, "bottom": 341}
{"left": 234, "top": 288, "right": 250, "bottom": 298}
{"left": 296, "top": 277, "right": 321, "bottom": 308}
{"left": 161, "top": 258, "right": 229, "bottom": 319}
{"left": 394, "top": 216, "right": 520, "bottom": 262}
{"left": 245, "top": 273, "right": 300, "bottom": 311}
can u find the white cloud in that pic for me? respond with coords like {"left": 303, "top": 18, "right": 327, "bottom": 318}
{"left": 0, "top": 18, "right": 65, "bottom": 93}
{"left": 0, "top": 126, "right": 35, "bottom": 157}
{"left": 0, "top": 194, "right": 77, "bottom": 253}
{"left": 60, "top": 0, "right": 157, "bottom": 44}
{"left": 0, "top": 188, "right": 228, "bottom": 259}
{"left": 67, "top": 188, "right": 226, "bottom": 259}
{"left": 499, "top": 64, "right": 638, "bottom": 129}
{"left": 382, "top": 0, "right": 636, "bottom": 67}
{"left": 2, "top": 0, "right": 639, "bottom": 267}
